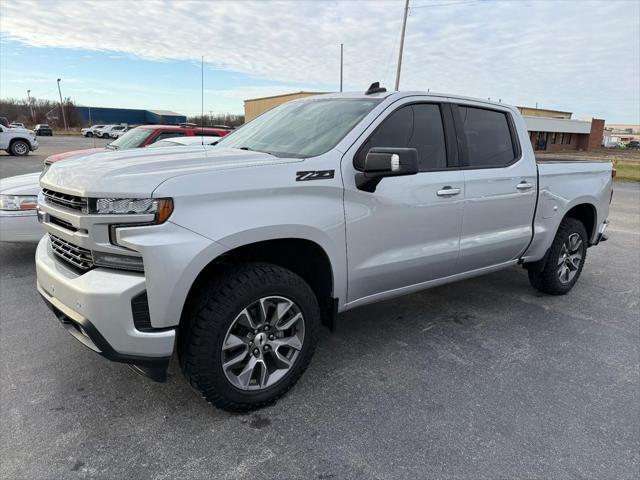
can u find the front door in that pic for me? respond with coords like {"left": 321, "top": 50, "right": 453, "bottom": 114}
{"left": 342, "top": 100, "right": 465, "bottom": 305}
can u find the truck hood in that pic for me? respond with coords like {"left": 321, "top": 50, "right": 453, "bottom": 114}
{"left": 40, "top": 146, "right": 301, "bottom": 197}
{"left": 0, "top": 171, "right": 41, "bottom": 196}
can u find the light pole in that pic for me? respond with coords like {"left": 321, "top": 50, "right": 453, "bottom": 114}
{"left": 26, "top": 89, "right": 35, "bottom": 123}
{"left": 340, "top": 44, "right": 343, "bottom": 92}
{"left": 56, "top": 78, "right": 68, "bottom": 131}
{"left": 395, "top": 0, "right": 410, "bottom": 91}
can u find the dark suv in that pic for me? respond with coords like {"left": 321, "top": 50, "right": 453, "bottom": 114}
{"left": 34, "top": 124, "right": 53, "bottom": 136}
{"left": 626, "top": 141, "right": 640, "bottom": 149}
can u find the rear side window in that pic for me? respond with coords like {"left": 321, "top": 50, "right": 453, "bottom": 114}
{"left": 355, "top": 104, "right": 447, "bottom": 171}
{"left": 458, "top": 106, "right": 516, "bottom": 167}
{"left": 152, "top": 132, "right": 186, "bottom": 143}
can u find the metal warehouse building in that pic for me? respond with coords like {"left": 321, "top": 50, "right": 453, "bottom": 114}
{"left": 244, "top": 92, "right": 605, "bottom": 153}
{"left": 76, "top": 107, "right": 186, "bottom": 126}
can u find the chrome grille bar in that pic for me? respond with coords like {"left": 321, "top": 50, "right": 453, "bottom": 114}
{"left": 49, "top": 234, "right": 94, "bottom": 271}
{"left": 42, "top": 188, "right": 88, "bottom": 212}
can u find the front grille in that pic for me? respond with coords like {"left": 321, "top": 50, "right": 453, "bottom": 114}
{"left": 49, "top": 234, "right": 94, "bottom": 271}
{"left": 42, "top": 188, "right": 88, "bottom": 212}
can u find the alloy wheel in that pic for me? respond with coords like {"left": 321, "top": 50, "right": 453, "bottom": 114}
{"left": 221, "top": 296, "right": 305, "bottom": 391}
{"left": 557, "top": 233, "right": 583, "bottom": 284}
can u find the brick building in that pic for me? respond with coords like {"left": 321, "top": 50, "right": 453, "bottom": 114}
{"left": 517, "top": 106, "right": 604, "bottom": 152}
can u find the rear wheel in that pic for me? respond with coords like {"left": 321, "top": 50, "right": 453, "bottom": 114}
{"left": 527, "top": 217, "right": 588, "bottom": 295}
{"left": 180, "top": 262, "right": 320, "bottom": 411}
{"left": 10, "top": 140, "right": 29, "bottom": 156}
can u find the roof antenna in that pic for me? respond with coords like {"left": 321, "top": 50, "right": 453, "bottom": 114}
{"left": 365, "top": 82, "right": 387, "bottom": 95}
{"left": 201, "top": 56, "right": 204, "bottom": 146}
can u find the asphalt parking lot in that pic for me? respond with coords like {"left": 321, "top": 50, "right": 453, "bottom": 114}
{"left": 1, "top": 138, "right": 638, "bottom": 479}
{"left": 0, "top": 135, "right": 111, "bottom": 178}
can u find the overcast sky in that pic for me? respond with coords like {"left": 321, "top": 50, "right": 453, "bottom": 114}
{"left": 1, "top": 0, "right": 639, "bottom": 122}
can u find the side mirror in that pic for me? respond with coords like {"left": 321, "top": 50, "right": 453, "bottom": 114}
{"left": 356, "top": 147, "right": 418, "bottom": 192}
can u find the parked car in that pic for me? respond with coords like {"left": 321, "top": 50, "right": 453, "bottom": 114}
{"left": 35, "top": 88, "right": 613, "bottom": 411}
{"left": 80, "top": 125, "right": 105, "bottom": 137}
{"left": 110, "top": 127, "right": 130, "bottom": 139}
{"left": 0, "top": 123, "right": 38, "bottom": 156}
{"left": 109, "top": 126, "right": 129, "bottom": 138}
{"left": 10, "top": 122, "right": 25, "bottom": 128}
{"left": 34, "top": 124, "right": 53, "bottom": 136}
{"left": 1, "top": 131, "right": 227, "bottom": 242}
{"left": 0, "top": 172, "right": 43, "bottom": 242}
{"left": 146, "top": 135, "right": 221, "bottom": 147}
{"left": 96, "top": 125, "right": 127, "bottom": 138}
{"left": 626, "top": 140, "right": 640, "bottom": 149}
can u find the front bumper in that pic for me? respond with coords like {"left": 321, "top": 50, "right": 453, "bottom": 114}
{"left": 31, "top": 140, "right": 39, "bottom": 151}
{"left": 0, "top": 210, "right": 43, "bottom": 242}
{"left": 36, "top": 236, "right": 175, "bottom": 379}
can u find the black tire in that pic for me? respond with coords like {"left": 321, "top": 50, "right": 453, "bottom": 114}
{"left": 5, "top": 149, "right": 14, "bottom": 155}
{"left": 179, "top": 262, "right": 320, "bottom": 411}
{"left": 86, "top": 132, "right": 93, "bottom": 137}
{"left": 10, "top": 140, "right": 30, "bottom": 156}
{"left": 527, "top": 217, "right": 588, "bottom": 295}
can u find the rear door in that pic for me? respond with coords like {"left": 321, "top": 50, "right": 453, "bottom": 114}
{"left": 343, "top": 99, "right": 465, "bottom": 304}
{"left": 453, "top": 103, "right": 537, "bottom": 271}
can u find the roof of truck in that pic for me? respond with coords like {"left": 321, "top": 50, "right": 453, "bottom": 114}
{"left": 298, "top": 90, "right": 517, "bottom": 111}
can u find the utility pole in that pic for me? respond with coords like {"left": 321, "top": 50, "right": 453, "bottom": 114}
{"left": 56, "top": 78, "right": 68, "bottom": 131}
{"left": 26, "top": 89, "right": 35, "bottom": 123}
{"left": 340, "top": 44, "right": 344, "bottom": 92}
{"left": 395, "top": 0, "right": 410, "bottom": 91}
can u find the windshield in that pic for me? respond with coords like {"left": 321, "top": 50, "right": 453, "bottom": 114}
{"left": 216, "top": 97, "right": 381, "bottom": 158}
{"left": 108, "top": 128, "right": 153, "bottom": 150}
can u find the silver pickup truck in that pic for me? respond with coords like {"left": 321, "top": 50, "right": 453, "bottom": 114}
{"left": 35, "top": 87, "right": 612, "bottom": 411}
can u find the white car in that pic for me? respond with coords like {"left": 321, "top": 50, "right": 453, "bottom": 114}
{"left": 80, "top": 125, "right": 105, "bottom": 137}
{"left": 146, "top": 135, "right": 220, "bottom": 147}
{"left": 0, "top": 136, "right": 218, "bottom": 242}
{"left": 0, "top": 123, "right": 38, "bottom": 156}
{"left": 97, "top": 125, "right": 127, "bottom": 138}
{"left": 0, "top": 172, "right": 42, "bottom": 242}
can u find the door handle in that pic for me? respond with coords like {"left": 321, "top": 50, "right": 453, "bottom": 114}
{"left": 516, "top": 181, "right": 533, "bottom": 191}
{"left": 436, "top": 186, "right": 461, "bottom": 197}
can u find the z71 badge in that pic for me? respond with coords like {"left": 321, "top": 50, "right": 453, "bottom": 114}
{"left": 295, "top": 170, "right": 335, "bottom": 181}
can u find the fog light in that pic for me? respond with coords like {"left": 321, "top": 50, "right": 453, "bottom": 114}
{"left": 92, "top": 251, "right": 144, "bottom": 272}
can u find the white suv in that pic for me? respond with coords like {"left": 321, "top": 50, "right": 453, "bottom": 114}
{"left": 80, "top": 125, "right": 105, "bottom": 137}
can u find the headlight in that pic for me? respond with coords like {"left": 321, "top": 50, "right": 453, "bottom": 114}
{"left": 0, "top": 194, "right": 38, "bottom": 211}
{"left": 91, "top": 198, "right": 173, "bottom": 223}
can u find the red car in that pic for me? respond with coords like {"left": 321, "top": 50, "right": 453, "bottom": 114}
{"left": 45, "top": 124, "right": 232, "bottom": 165}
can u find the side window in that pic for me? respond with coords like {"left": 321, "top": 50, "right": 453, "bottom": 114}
{"left": 458, "top": 106, "right": 516, "bottom": 167}
{"left": 355, "top": 104, "right": 447, "bottom": 171}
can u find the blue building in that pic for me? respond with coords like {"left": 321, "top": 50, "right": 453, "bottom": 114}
{"left": 77, "top": 107, "right": 186, "bottom": 126}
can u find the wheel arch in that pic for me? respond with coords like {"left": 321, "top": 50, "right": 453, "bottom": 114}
{"left": 178, "top": 237, "right": 338, "bottom": 353}
{"left": 564, "top": 202, "right": 597, "bottom": 242}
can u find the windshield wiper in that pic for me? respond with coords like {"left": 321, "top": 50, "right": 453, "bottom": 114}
{"left": 237, "top": 146, "right": 278, "bottom": 157}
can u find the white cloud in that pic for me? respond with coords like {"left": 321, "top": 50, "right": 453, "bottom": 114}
{"left": 1, "top": 0, "right": 639, "bottom": 121}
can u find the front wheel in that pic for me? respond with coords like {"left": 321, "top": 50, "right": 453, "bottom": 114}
{"left": 179, "top": 263, "right": 320, "bottom": 411}
{"left": 86, "top": 132, "right": 93, "bottom": 137}
{"left": 527, "top": 217, "right": 588, "bottom": 295}
{"left": 10, "top": 140, "right": 29, "bottom": 156}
